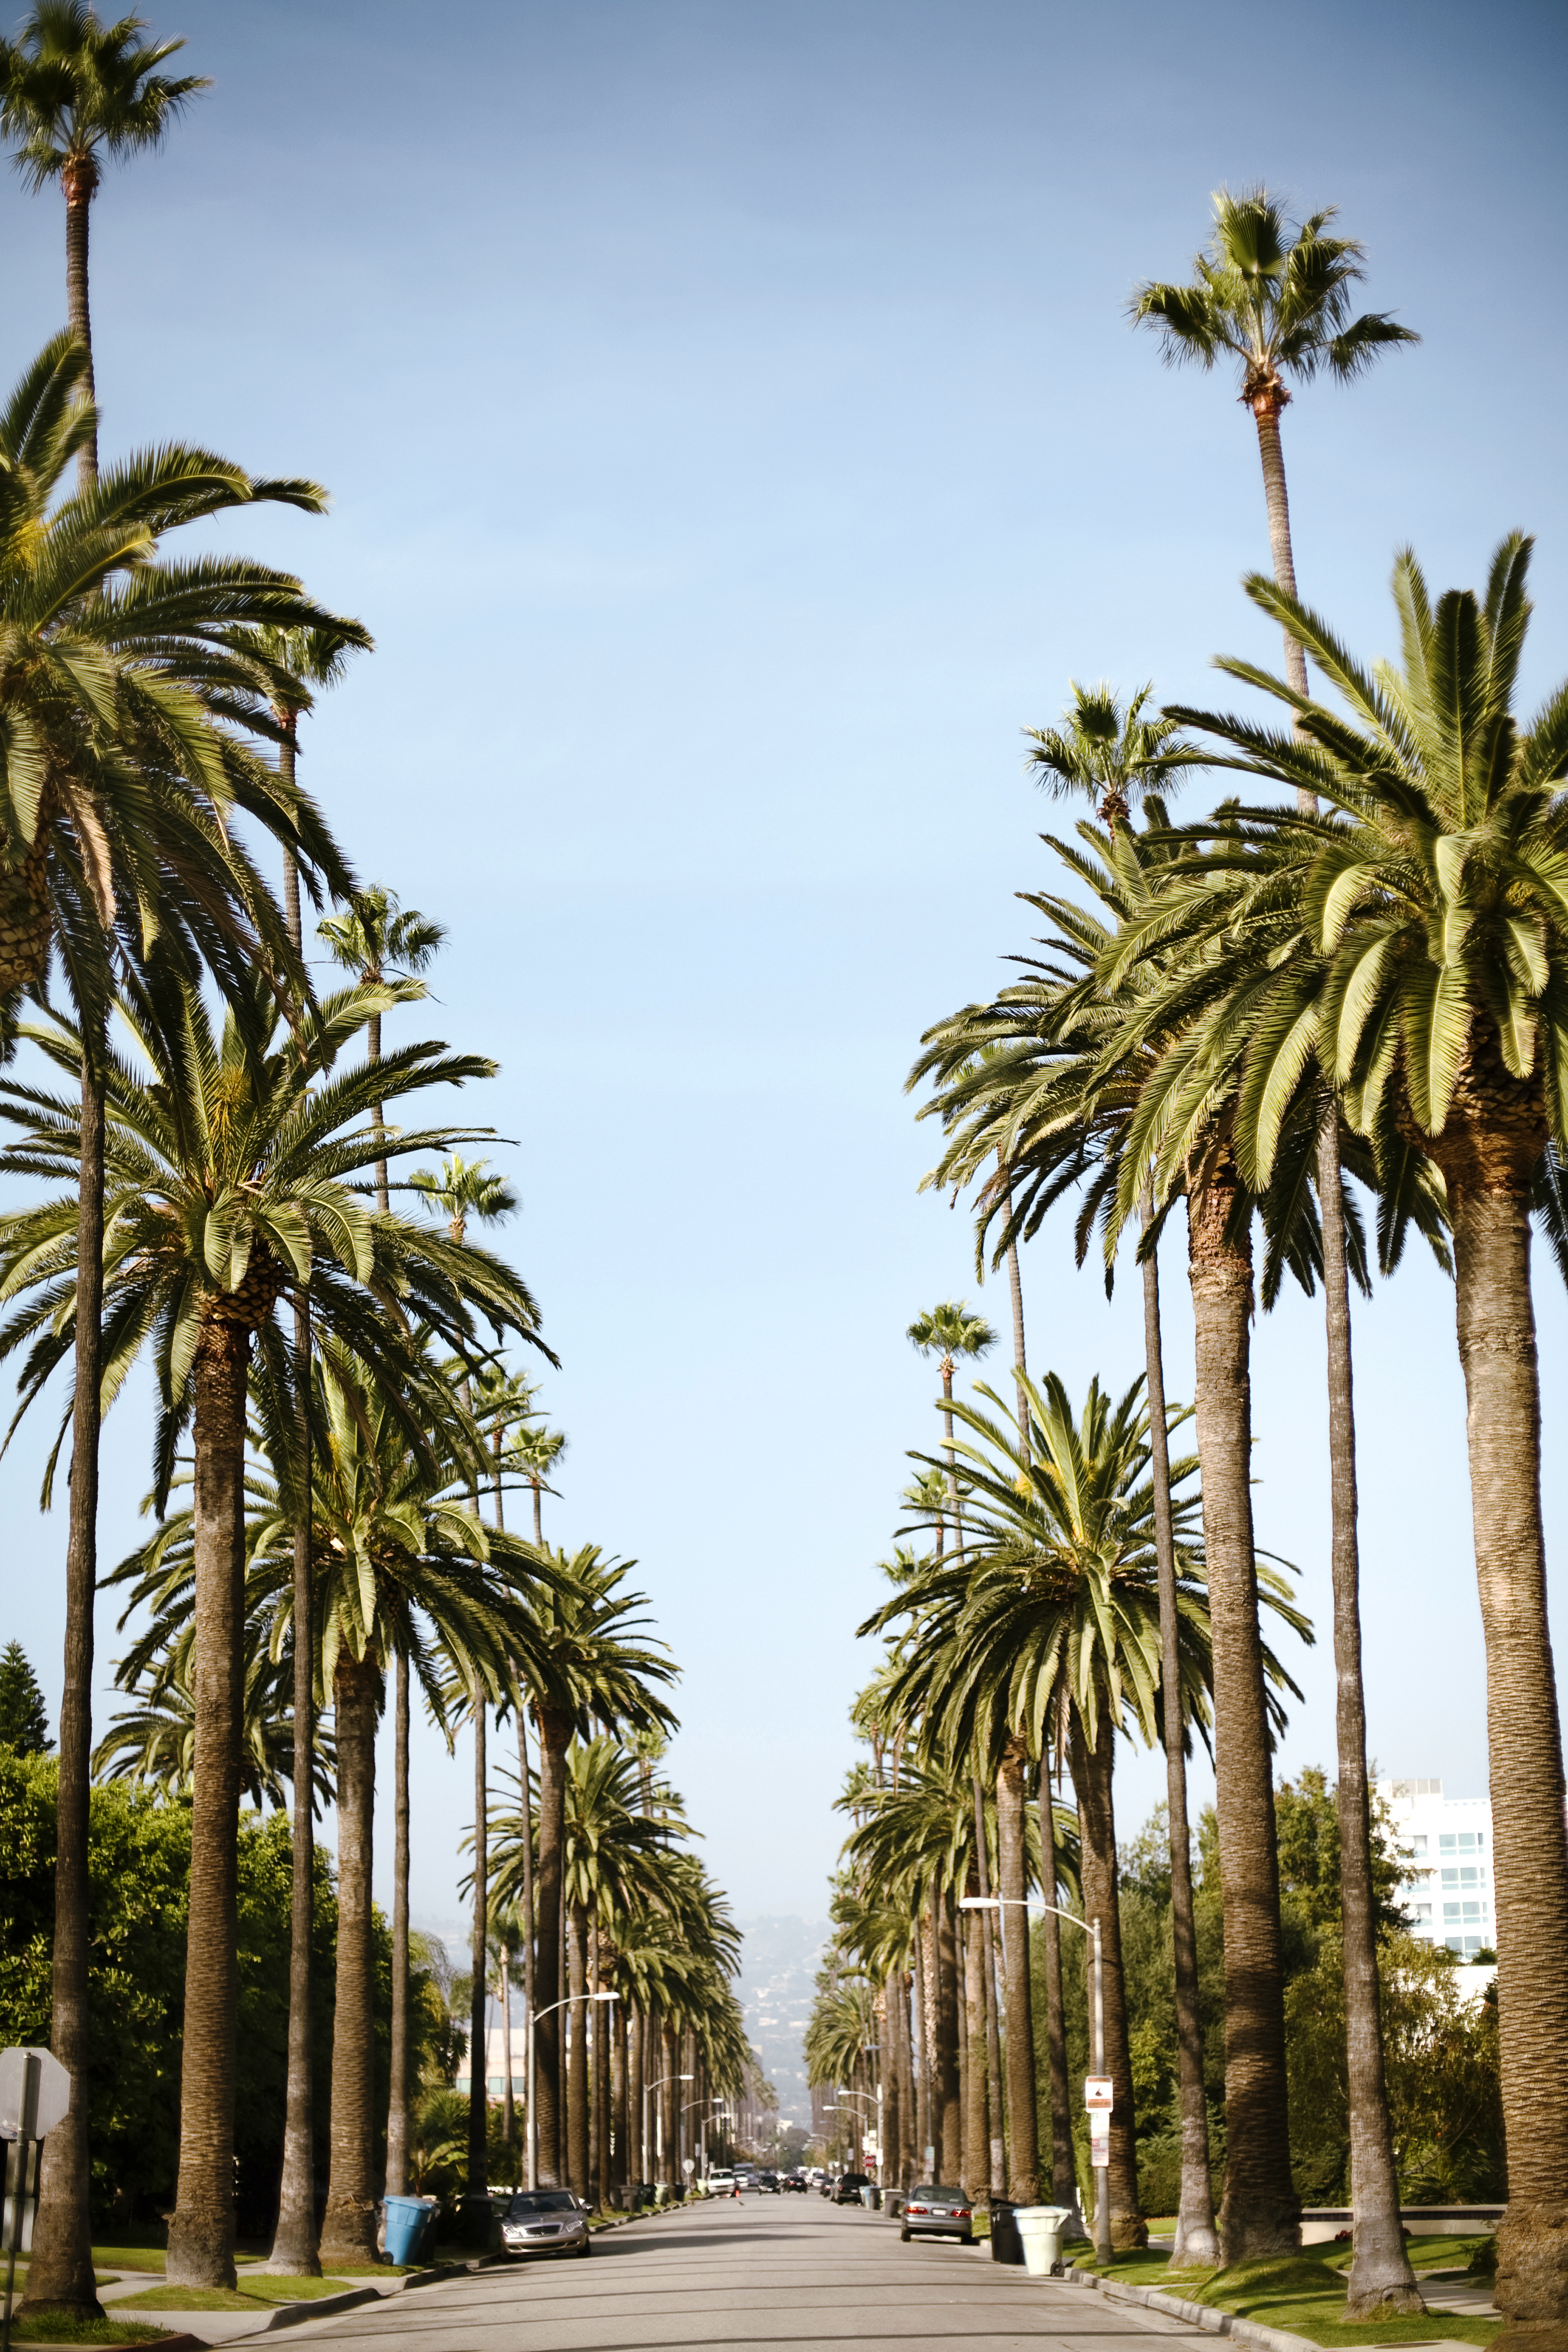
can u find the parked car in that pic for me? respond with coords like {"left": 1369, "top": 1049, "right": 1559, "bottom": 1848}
{"left": 782, "top": 2171, "right": 809, "bottom": 2194}
{"left": 832, "top": 2172, "right": 872, "bottom": 2206}
{"left": 706, "top": 2170, "right": 738, "bottom": 2197}
{"left": 818, "top": 2172, "right": 837, "bottom": 2199}
{"left": 898, "top": 2184, "right": 973, "bottom": 2245}
{"left": 499, "top": 2189, "right": 591, "bottom": 2259}
{"left": 757, "top": 2171, "right": 781, "bottom": 2195}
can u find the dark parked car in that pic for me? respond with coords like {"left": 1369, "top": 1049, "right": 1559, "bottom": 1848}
{"left": 499, "top": 2189, "right": 591, "bottom": 2258}
{"left": 832, "top": 2172, "right": 872, "bottom": 2206}
{"left": 899, "top": 2184, "right": 973, "bottom": 2245}
{"left": 757, "top": 2170, "right": 781, "bottom": 2194}
{"left": 782, "top": 2171, "right": 809, "bottom": 2194}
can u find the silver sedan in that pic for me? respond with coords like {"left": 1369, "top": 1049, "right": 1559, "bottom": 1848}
{"left": 499, "top": 2189, "right": 592, "bottom": 2258}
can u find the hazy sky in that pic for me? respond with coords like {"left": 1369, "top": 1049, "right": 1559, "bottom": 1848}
{"left": 3, "top": 0, "right": 1567, "bottom": 1930}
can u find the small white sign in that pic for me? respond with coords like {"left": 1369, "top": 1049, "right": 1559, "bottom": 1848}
{"left": 0, "top": 2048, "right": 70, "bottom": 2140}
{"left": 1083, "top": 2076, "right": 1113, "bottom": 2111}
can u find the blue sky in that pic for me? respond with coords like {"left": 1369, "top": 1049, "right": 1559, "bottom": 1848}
{"left": 3, "top": 0, "right": 1567, "bottom": 1930}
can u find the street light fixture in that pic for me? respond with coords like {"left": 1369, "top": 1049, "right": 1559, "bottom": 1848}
{"left": 961, "top": 1895, "right": 1104, "bottom": 2258}
{"left": 525, "top": 1989, "right": 620, "bottom": 2192}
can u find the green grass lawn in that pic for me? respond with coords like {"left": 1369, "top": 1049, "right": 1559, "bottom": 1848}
{"left": 1070, "top": 2240, "right": 1501, "bottom": 2348}
{"left": 8, "top": 2321, "right": 171, "bottom": 2346}
{"left": 113, "top": 2272, "right": 370, "bottom": 2314}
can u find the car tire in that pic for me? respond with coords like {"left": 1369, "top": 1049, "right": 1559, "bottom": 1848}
{"left": 900, "top": 2226, "right": 911, "bottom": 2244}
{"left": 576, "top": 2239, "right": 591, "bottom": 2257}
{"left": 960, "top": 2231, "right": 973, "bottom": 2246}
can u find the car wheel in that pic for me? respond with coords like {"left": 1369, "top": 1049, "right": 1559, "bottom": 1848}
{"left": 576, "top": 2239, "right": 591, "bottom": 2257}
{"left": 900, "top": 2226, "right": 911, "bottom": 2244}
{"left": 960, "top": 2231, "right": 974, "bottom": 2246}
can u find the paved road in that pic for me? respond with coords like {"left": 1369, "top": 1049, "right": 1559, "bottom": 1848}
{"left": 266, "top": 2198, "right": 1210, "bottom": 2352}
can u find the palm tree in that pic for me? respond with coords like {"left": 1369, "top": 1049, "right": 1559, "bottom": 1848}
{"left": 226, "top": 622, "right": 370, "bottom": 2278}
{"left": 322, "top": 888, "right": 448, "bottom": 1210}
{"left": 0, "top": 336, "right": 356, "bottom": 2322}
{"left": 0, "top": 1, "right": 207, "bottom": 486}
{"left": 512, "top": 1548, "right": 679, "bottom": 2186}
{"left": 408, "top": 1153, "right": 519, "bottom": 2219}
{"left": 316, "top": 889, "right": 442, "bottom": 2206}
{"left": 1131, "top": 187, "right": 1417, "bottom": 716}
{"left": 0, "top": 967, "right": 548, "bottom": 2289}
{"left": 1159, "top": 538, "right": 1568, "bottom": 2335}
{"left": 1025, "top": 682, "right": 1203, "bottom": 836}
{"left": 92, "top": 1636, "right": 336, "bottom": 1816}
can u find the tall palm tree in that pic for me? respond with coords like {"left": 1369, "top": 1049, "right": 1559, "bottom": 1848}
{"left": 0, "top": 335, "right": 356, "bottom": 2322}
{"left": 0, "top": 1, "right": 207, "bottom": 486}
{"left": 1160, "top": 538, "right": 1568, "bottom": 2338}
{"left": 227, "top": 623, "right": 371, "bottom": 2278}
{"left": 512, "top": 1548, "right": 679, "bottom": 2185}
{"left": 0, "top": 967, "right": 549, "bottom": 2288}
{"left": 316, "top": 888, "right": 442, "bottom": 2204}
{"left": 92, "top": 1631, "right": 336, "bottom": 1816}
{"left": 1131, "top": 187, "right": 1417, "bottom": 716}
{"left": 1025, "top": 681, "right": 1203, "bottom": 836}
{"left": 408, "top": 1153, "right": 518, "bottom": 2219}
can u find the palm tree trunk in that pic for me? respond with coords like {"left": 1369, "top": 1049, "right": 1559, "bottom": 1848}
{"left": 533, "top": 1708, "right": 569, "bottom": 2185}
{"left": 1249, "top": 395, "right": 1307, "bottom": 702}
{"left": 1433, "top": 1127, "right": 1568, "bottom": 2346}
{"left": 1037, "top": 1765, "right": 1075, "bottom": 2210}
{"left": 500, "top": 1941, "right": 515, "bottom": 2155}
{"left": 62, "top": 161, "right": 98, "bottom": 490}
{"left": 384, "top": 1649, "right": 412, "bottom": 2200}
{"left": 611, "top": 2006, "right": 628, "bottom": 2203}
{"left": 1069, "top": 1712, "right": 1142, "bottom": 2249}
{"left": 936, "top": 1888, "right": 962, "bottom": 2181}
{"left": 166, "top": 1321, "right": 250, "bottom": 2290}
{"left": 1185, "top": 1162, "right": 1297, "bottom": 2260}
{"left": 913, "top": 1912, "right": 931, "bottom": 2175}
{"left": 627, "top": 2006, "right": 644, "bottom": 2183}
{"left": 1315, "top": 1114, "right": 1423, "bottom": 2314}
{"left": 319, "top": 1652, "right": 381, "bottom": 2265}
{"left": 20, "top": 1043, "right": 105, "bottom": 2321}
{"left": 515, "top": 1713, "right": 537, "bottom": 2127}
{"left": 466, "top": 1693, "right": 489, "bottom": 2209}
{"left": 1003, "top": 1169, "right": 1029, "bottom": 1452}
{"left": 996, "top": 1739, "right": 1039, "bottom": 2204}
{"left": 368, "top": 1010, "right": 390, "bottom": 1214}
{"left": 270, "top": 1279, "right": 322, "bottom": 2270}
{"left": 1140, "top": 1211, "right": 1218, "bottom": 2267}
{"left": 961, "top": 1873, "right": 988, "bottom": 2208}
{"left": 972, "top": 1776, "right": 1006, "bottom": 2201}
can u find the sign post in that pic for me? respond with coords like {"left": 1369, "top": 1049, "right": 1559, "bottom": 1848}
{"left": 0, "top": 2046, "right": 71, "bottom": 2352}
{"left": 1085, "top": 2071, "right": 1113, "bottom": 2263}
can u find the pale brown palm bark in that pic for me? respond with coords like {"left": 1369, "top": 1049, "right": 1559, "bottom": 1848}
{"left": 62, "top": 157, "right": 98, "bottom": 490}
{"left": 1316, "top": 1115, "right": 1423, "bottom": 2314}
{"left": 1069, "top": 1712, "right": 1143, "bottom": 2249}
{"left": 466, "top": 1694, "right": 489, "bottom": 2209}
{"left": 1037, "top": 1765, "right": 1076, "bottom": 2210}
{"left": 318, "top": 1652, "right": 381, "bottom": 2264}
{"left": 1185, "top": 1159, "right": 1297, "bottom": 2259}
{"left": 913, "top": 1911, "right": 932, "bottom": 2172}
{"left": 271, "top": 830, "right": 322, "bottom": 2269}
{"left": 961, "top": 1873, "right": 988, "bottom": 2206}
{"left": 972, "top": 1776, "right": 1006, "bottom": 2200}
{"left": 996, "top": 1739, "right": 1039, "bottom": 2203}
{"left": 1426, "top": 1051, "right": 1568, "bottom": 2349}
{"left": 20, "top": 1047, "right": 105, "bottom": 2322}
{"left": 166, "top": 1322, "right": 251, "bottom": 2288}
{"left": 533, "top": 1705, "right": 571, "bottom": 2184}
{"left": 1141, "top": 1214, "right": 1218, "bottom": 2267}
{"left": 935, "top": 1888, "right": 962, "bottom": 2179}
{"left": 1249, "top": 389, "right": 1307, "bottom": 704}
{"left": 384, "top": 1649, "right": 412, "bottom": 2199}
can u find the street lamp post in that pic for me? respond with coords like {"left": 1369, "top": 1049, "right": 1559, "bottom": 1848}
{"left": 642, "top": 2070, "right": 695, "bottom": 2191}
{"left": 962, "top": 1894, "right": 1105, "bottom": 2259}
{"left": 526, "top": 1989, "right": 620, "bottom": 2193}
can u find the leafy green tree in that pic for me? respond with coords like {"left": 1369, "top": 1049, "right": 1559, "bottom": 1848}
{"left": 0, "top": 1640, "right": 52, "bottom": 1754}
{"left": 1161, "top": 537, "right": 1568, "bottom": 2334}
{"left": 0, "top": 1, "right": 207, "bottom": 485}
{"left": 1131, "top": 187, "right": 1416, "bottom": 712}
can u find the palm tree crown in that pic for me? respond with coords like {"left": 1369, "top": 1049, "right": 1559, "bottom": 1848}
{"left": 0, "top": 3, "right": 205, "bottom": 194}
{"left": 1025, "top": 683, "right": 1202, "bottom": 834}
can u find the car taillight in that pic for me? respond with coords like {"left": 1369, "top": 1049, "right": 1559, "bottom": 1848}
{"left": 907, "top": 2203, "right": 928, "bottom": 2214}
{"left": 954, "top": 2208, "right": 971, "bottom": 2219}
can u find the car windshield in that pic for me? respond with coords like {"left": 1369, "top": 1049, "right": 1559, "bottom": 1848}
{"left": 507, "top": 2191, "right": 577, "bottom": 2215}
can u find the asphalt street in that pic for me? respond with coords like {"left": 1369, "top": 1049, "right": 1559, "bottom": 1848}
{"left": 258, "top": 2197, "right": 1214, "bottom": 2352}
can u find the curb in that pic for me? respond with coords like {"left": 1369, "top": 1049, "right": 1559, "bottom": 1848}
{"left": 264, "top": 2290, "right": 386, "bottom": 2331}
{"left": 1062, "top": 2262, "right": 1337, "bottom": 2352}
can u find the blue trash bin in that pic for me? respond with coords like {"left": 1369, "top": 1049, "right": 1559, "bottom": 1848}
{"left": 384, "top": 2194, "right": 431, "bottom": 2265}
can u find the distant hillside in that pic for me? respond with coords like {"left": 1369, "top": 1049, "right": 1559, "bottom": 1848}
{"left": 734, "top": 1915, "right": 829, "bottom": 2125}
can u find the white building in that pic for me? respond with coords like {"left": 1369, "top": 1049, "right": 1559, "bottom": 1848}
{"left": 1374, "top": 1776, "right": 1494, "bottom": 1958}
{"left": 454, "top": 2025, "right": 525, "bottom": 2101}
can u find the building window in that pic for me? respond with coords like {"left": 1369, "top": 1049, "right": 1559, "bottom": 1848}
{"left": 1440, "top": 1832, "right": 1483, "bottom": 1855}
{"left": 1442, "top": 1867, "right": 1483, "bottom": 1891}
{"left": 1410, "top": 1835, "right": 1428, "bottom": 1856}
{"left": 1413, "top": 1904, "right": 1432, "bottom": 1922}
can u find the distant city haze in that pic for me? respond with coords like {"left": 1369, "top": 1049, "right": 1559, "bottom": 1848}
{"left": 0, "top": 0, "right": 1563, "bottom": 1941}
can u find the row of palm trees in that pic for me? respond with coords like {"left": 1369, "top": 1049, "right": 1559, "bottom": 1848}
{"left": 825, "top": 185, "right": 1568, "bottom": 2346}
{"left": 0, "top": 0, "right": 754, "bottom": 2310}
